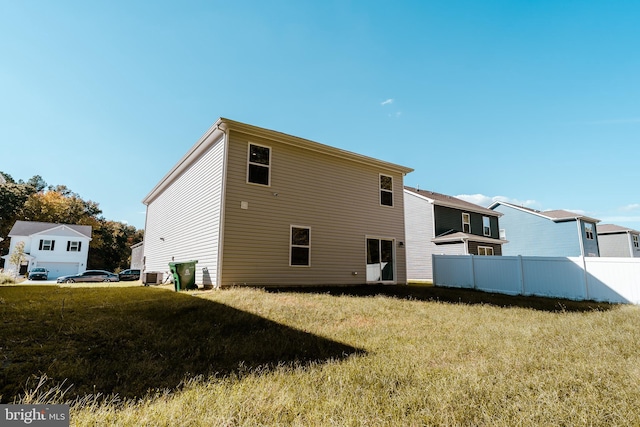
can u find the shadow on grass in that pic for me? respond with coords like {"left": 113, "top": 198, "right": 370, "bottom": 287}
{"left": 264, "top": 284, "right": 617, "bottom": 312}
{"left": 0, "top": 286, "right": 363, "bottom": 403}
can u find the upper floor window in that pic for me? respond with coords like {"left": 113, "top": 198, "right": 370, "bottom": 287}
{"left": 462, "top": 213, "right": 471, "bottom": 233}
{"left": 380, "top": 175, "right": 393, "bottom": 206}
{"left": 290, "top": 226, "right": 310, "bottom": 266}
{"left": 585, "top": 223, "right": 594, "bottom": 240}
{"left": 478, "top": 246, "right": 494, "bottom": 256}
{"left": 499, "top": 229, "right": 507, "bottom": 240}
{"left": 633, "top": 235, "right": 639, "bottom": 249}
{"left": 67, "top": 241, "right": 82, "bottom": 252}
{"left": 247, "top": 143, "right": 271, "bottom": 186}
{"left": 39, "top": 239, "right": 55, "bottom": 251}
{"left": 483, "top": 216, "right": 491, "bottom": 236}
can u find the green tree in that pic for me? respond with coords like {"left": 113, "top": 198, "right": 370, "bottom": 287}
{"left": 26, "top": 175, "right": 47, "bottom": 192}
{"left": 0, "top": 180, "right": 37, "bottom": 260}
{"left": 87, "top": 220, "right": 143, "bottom": 272}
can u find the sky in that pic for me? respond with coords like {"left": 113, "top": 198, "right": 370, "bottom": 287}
{"left": 1, "top": 1, "right": 639, "bottom": 231}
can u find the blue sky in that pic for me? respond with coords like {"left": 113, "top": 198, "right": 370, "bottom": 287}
{"left": 1, "top": 1, "right": 639, "bottom": 231}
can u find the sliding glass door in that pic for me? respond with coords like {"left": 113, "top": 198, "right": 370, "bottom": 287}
{"left": 366, "top": 238, "right": 395, "bottom": 282}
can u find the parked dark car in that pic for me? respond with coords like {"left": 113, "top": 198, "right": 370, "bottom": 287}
{"left": 28, "top": 267, "right": 49, "bottom": 280}
{"left": 57, "top": 270, "right": 119, "bottom": 283}
{"left": 118, "top": 269, "right": 141, "bottom": 281}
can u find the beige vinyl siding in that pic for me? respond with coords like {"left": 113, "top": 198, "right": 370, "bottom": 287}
{"left": 220, "top": 130, "right": 407, "bottom": 286}
{"left": 144, "top": 136, "right": 225, "bottom": 285}
{"left": 404, "top": 190, "right": 435, "bottom": 281}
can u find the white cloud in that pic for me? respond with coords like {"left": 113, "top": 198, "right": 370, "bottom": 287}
{"left": 620, "top": 203, "right": 640, "bottom": 212}
{"left": 600, "top": 215, "right": 640, "bottom": 223}
{"left": 380, "top": 98, "right": 393, "bottom": 106}
{"left": 388, "top": 111, "right": 402, "bottom": 118}
{"left": 455, "top": 194, "right": 538, "bottom": 209}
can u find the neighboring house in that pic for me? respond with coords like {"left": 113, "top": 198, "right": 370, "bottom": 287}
{"left": 403, "top": 187, "right": 505, "bottom": 281}
{"left": 597, "top": 224, "right": 640, "bottom": 258}
{"left": 142, "top": 118, "right": 414, "bottom": 288}
{"left": 1, "top": 221, "right": 92, "bottom": 278}
{"left": 130, "top": 241, "right": 144, "bottom": 269}
{"left": 489, "top": 201, "right": 600, "bottom": 257}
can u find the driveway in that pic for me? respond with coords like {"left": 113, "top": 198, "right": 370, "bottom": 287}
{"left": 20, "top": 279, "right": 58, "bottom": 285}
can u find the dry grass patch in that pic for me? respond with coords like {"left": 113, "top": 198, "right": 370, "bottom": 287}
{"left": 2, "top": 285, "right": 640, "bottom": 426}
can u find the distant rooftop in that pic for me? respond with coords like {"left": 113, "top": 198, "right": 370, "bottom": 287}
{"left": 404, "top": 187, "right": 500, "bottom": 216}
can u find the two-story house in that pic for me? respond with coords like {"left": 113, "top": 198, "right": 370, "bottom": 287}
{"left": 403, "top": 187, "right": 506, "bottom": 282}
{"left": 597, "top": 224, "right": 640, "bottom": 258}
{"left": 2, "top": 221, "right": 92, "bottom": 278}
{"left": 142, "top": 118, "right": 414, "bottom": 288}
{"left": 489, "top": 201, "right": 600, "bottom": 257}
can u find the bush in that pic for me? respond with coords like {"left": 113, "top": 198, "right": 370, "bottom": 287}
{"left": 0, "top": 273, "right": 16, "bottom": 284}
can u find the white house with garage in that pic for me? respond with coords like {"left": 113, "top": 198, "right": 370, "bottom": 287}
{"left": 2, "top": 221, "right": 92, "bottom": 279}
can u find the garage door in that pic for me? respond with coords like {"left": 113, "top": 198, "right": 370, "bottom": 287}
{"left": 37, "top": 262, "right": 80, "bottom": 279}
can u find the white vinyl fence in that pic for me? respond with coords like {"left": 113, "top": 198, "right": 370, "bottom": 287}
{"left": 433, "top": 255, "right": 640, "bottom": 304}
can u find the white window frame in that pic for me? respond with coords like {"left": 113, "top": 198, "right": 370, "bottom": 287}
{"left": 478, "top": 246, "right": 494, "bottom": 256}
{"left": 379, "top": 174, "right": 393, "bottom": 207}
{"left": 40, "top": 239, "right": 55, "bottom": 251}
{"left": 483, "top": 216, "right": 491, "bottom": 236}
{"left": 290, "top": 225, "right": 311, "bottom": 267}
{"left": 462, "top": 213, "right": 471, "bottom": 233}
{"left": 67, "top": 241, "right": 81, "bottom": 252}
{"left": 499, "top": 229, "right": 507, "bottom": 240}
{"left": 247, "top": 143, "right": 271, "bottom": 186}
{"left": 585, "top": 223, "right": 594, "bottom": 240}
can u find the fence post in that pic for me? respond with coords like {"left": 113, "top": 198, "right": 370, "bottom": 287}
{"left": 470, "top": 255, "right": 477, "bottom": 289}
{"left": 519, "top": 255, "right": 525, "bottom": 295}
{"left": 582, "top": 256, "right": 590, "bottom": 301}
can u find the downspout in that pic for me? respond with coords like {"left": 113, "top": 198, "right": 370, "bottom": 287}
{"left": 576, "top": 219, "right": 585, "bottom": 257}
{"left": 215, "top": 122, "right": 229, "bottom": 289}
{"left": 576, "top": 219, "right": 589, "bottom": 300}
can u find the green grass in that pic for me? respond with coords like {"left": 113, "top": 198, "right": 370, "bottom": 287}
{"left": 1, "top": 284, "right": 639, "bottom": 426}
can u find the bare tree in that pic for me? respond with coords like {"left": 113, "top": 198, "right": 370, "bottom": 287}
{"left": 9, "top": 241, "right": 26, "bottom": 278}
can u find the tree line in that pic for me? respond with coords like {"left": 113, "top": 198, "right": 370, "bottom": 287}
{"left": 0, "top": 172, "right": 144, "bottom": 273}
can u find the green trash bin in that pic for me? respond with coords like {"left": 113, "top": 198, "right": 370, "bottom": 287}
{"left": 168, "top": 260, "right": 198, "bottom": 291}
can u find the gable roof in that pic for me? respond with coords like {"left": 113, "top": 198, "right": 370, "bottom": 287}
{"left": 404, "top": 187, "right": 501, "bottom": 217}
{"left": 144, "top": 118, "right": 414, "bottom": 204}
{"left": 8, "top": 221, "right": 92, "bottom": 239}
{"left": 489, "top": 201, "right": 600, "bottom": 223}
{"left": 597, "top": 224, "right": 640, "bottom": 235}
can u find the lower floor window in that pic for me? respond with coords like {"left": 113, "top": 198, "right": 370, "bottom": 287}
{"left": 290, "top": 226, "right": 310, "bottom": 266}
{"left": 478, "top": 246, "right": 494, "bottom": 256}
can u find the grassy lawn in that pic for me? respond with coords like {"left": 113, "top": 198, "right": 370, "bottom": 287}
{"left": 1, "top": 284, "right": 639, "bottom": 426}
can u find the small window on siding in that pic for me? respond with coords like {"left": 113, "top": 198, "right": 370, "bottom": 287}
{"left": 483, "top": 216, "right": 491, "bottom": 236}
{"left": 633, "top": 235, "right": 639, "bottom": 249}
{"left": 247, "top": 143, "right": 271, "bottom": 186}
{"left": 67, "top": 241, "right": 82, "bottom": 252}
{"left": 585, "top": 223, "right": 594, "bottom": 240}
{"left": 462, "top": 213, "right": 470, "bottom": 233}
{"left": 39, "top": 239, "right": 55, "bottom": 251}
{"left": 290, "top": 226, "right": 310, "bottom": 266}
{"left": 478, "top": 246, "right": 494, "bottom": 256}
{"left": 499, "top": 229, "right": 507, "bottom": 240}
{"left": 380, "top": 175, "right": 393, "bottom": 207}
